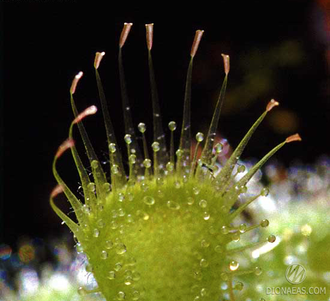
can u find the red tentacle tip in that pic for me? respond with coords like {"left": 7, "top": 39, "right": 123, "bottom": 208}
{"left": 266, "top": 99, "right": 280, "bottom": 112}
{"left": 70, "top": 71, "right": 83, "bottom": 95}
{"left": 286, "top": 133, "right": 302, "bottom": 143}
{"left": 55, "top": 138, "right": 75, "bottom": 158}
{"left": 221, "top": 54, "right": 230, "bottom": 75}
{"left": 145, "top": 23, "right": 154, "bottom": 51}
{"left": 190, "top": 30, "right": 204, "bottom": 58}
{"left": 94, "top": 52, "right": 105, "bottom": 69}
{"left": 73, "top": 105, "right": 98, "bottom": 124}
{"left": 51, "top": 185, "right": 64, "bottom": 198}
{"left": 119, "top": 22, "right": 133, "bottom": 48}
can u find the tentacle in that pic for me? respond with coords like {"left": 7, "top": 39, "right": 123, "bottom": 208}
{"left": 228, "top": 187, "right": 269, "bottom": 222}
{"left": 235, "top": 134, "right": 301, "bottom": 190}
{"left": 52, "top": 139, "right": 85, "bottom": 225}
{"left": 94, "top": 52, "right": 127, "bottom": 187}
{"left": 178, "top": 30, "right": 204, "bottom": 172}
{"left": 50, "top": 185, "right": 80, "bottom": 236}
{"left": 69, "top": 106, "right": 97, "bottom": 208}
{"left": 217, "top": 99, "right": 279, "bottom": 191}
{"left": 70, "top": 72, "right": 108, "bottom": 190}
{"left": 118, "top": 23, "right": 143, "bottom": 176}
{"left": 146, "top": 23, "right": 169, "bottom": 171}
{"left": 226, "top": 237, "right": 275, "bottom": 255}
{"left": 225, "top": 134, "right": 301, "bottom": 207}
{"left": 197, "top": 54, "right": 229, "bottom": 173}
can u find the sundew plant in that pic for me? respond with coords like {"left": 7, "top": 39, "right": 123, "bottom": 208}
{"left": 50, "top": 23, "right": 301, "bottom": 301}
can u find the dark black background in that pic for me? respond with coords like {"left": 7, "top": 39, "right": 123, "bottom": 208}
{"left": 2, "top": 1, "right": 329, "bottom": 248}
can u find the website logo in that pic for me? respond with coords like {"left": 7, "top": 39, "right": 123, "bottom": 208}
{"left": 285, "top": 264, "right": 306, "bottom": 284}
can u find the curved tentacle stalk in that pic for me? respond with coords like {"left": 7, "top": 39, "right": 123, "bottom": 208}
{"left": 94, "top": 52, "right": 127, "bottom": 187}
{"left": 145, "top": 24, "right": 169, "bottom": 172}
{"left": 50, "top": 185, "right": 80, "bottom": 236}
{"left": 177, "top": 30, "right": 204, "bottom": 173}
{"left": 197, "top": 54, "right": 229, "bottom": 175}
{"left": 118, "top": 23, "right": 144, "bottom": 177}
{"left": 217, "top": 99, "right": 279, "bottom": 192}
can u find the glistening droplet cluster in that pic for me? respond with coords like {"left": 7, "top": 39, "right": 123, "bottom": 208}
{"left": 50, "top": 23, "right": 301, "bottom": 300}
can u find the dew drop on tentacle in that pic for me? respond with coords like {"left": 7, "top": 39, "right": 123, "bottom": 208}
{"left": 202, "top": 212, "right": 210, "bottom": 220}
{"left": 109, "top": 143, "right": 116, "bottom": 153}
{"left": 260, "top": 187, "right": 269, "bottom": 196}
{"left": 193, "top": 187, "right": 200, "bottom": 195}
{"left": 152, "top": 141, "right": 160, "bottom": 152}
{"left": 132, "top": 290, "right": 140, "bottom": 300}
{"left": 268, "top": 235, "right": 276, "bottom": 243}
{"left": 200, "top": 258, "right": 209, "bottom": 268}
{"left": 260, "top": 219, "right": 269, "bottom": 227}
{"left": 108, "top": 271, "right": 116, "bottom": 280}
{"left": 229, "top": 260, "right": 239, "bottom": 271}
{"left": 124, "top": 134, "right": 132, "bottom": 145}
{"left": 215, "top": 245, "right": 223, "bottom": 253}
{"left": 143, "top": 196, "right": 155, "bottom": 206}
{"left": 100, "top": 250, "right": 108, "bottom": 260}
{"left": 117, "top": 192, "right": 125, "bottom": 202}
{"left": 78, "top": 286, "right": 88, "bottom": 296}
{"left": 221, "top": 226, "right": 229, "bottom": 235}
{"left": 110, "top": 220, "right": 118, "bottom": 229}
{"left": 97, "top": 219, "right": 105, "bottom": 228}
{"left": 239, "top": 223, "right": 247, "bottom": 233}
{"left": 234, "top": 281, "right": 244, "bottom": 291}
{"left": 114, "top": 262, "right": 123, "bottom": 271}
{"left": 166, "top": 161, "right": 174, "bottom": 172}
{"left": 231, "top": 232, "right": 240, "bottom": 242}
{"left": 168, "top": 121, "right": 177, "bottom": 131}
{"left": 118, "top": 208, "right": 125, "bottom": 216}
{"left": 93, "top": 229, "right": 100, "bottom": 238}
{"left": 152, "top": 141, "right": 161, "bottom": 177}
{"left": 116, "top": 243, "right": 127, "bottom": 255}
{"left": 110, "top": 166, "right": 119, "bottom": 181}
{"left": 237, "top": 164, "right": 246, "bottom": 174}
{"left": 143, "top": 159, "right": 152, "bottom": 169}
{"left": 200, "top": 287, "right": 208, "bottom": 297}
{"left": 117, "top": 291, "right": 126, "bottom": 300}
{"left": 167, "top": 200, "right": 180, "bottom": 210}
{"left": 201, "top": 239, "right": 210, "bottom": 248}
{"left": 215, "top": 142, "right": 223, "bottom": 154}
{"left": 255, "top": 266, "right": 263, "bottom": 276}
{"left": 138, "top": 122, "right": 146, "bottom": 133}
{"left": 132, "top": 271, "right": 141, "bottom": 281}
{"left": 199, "top": 199, "right": 207, "bottom": 208}
{"left": 187, "top": 197, "right": 194, "bottom": 205}
{"left": 87, "top": 182, "right": 96, "bottom": 193}
{"left": 105, "top": 240, "right": 113, "bottom": 249}
{"left": 196, "top": 132, "right": 204, "bottom": 142}
{"left": 102, "top": 182, "right": 111, "bottom": 194}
